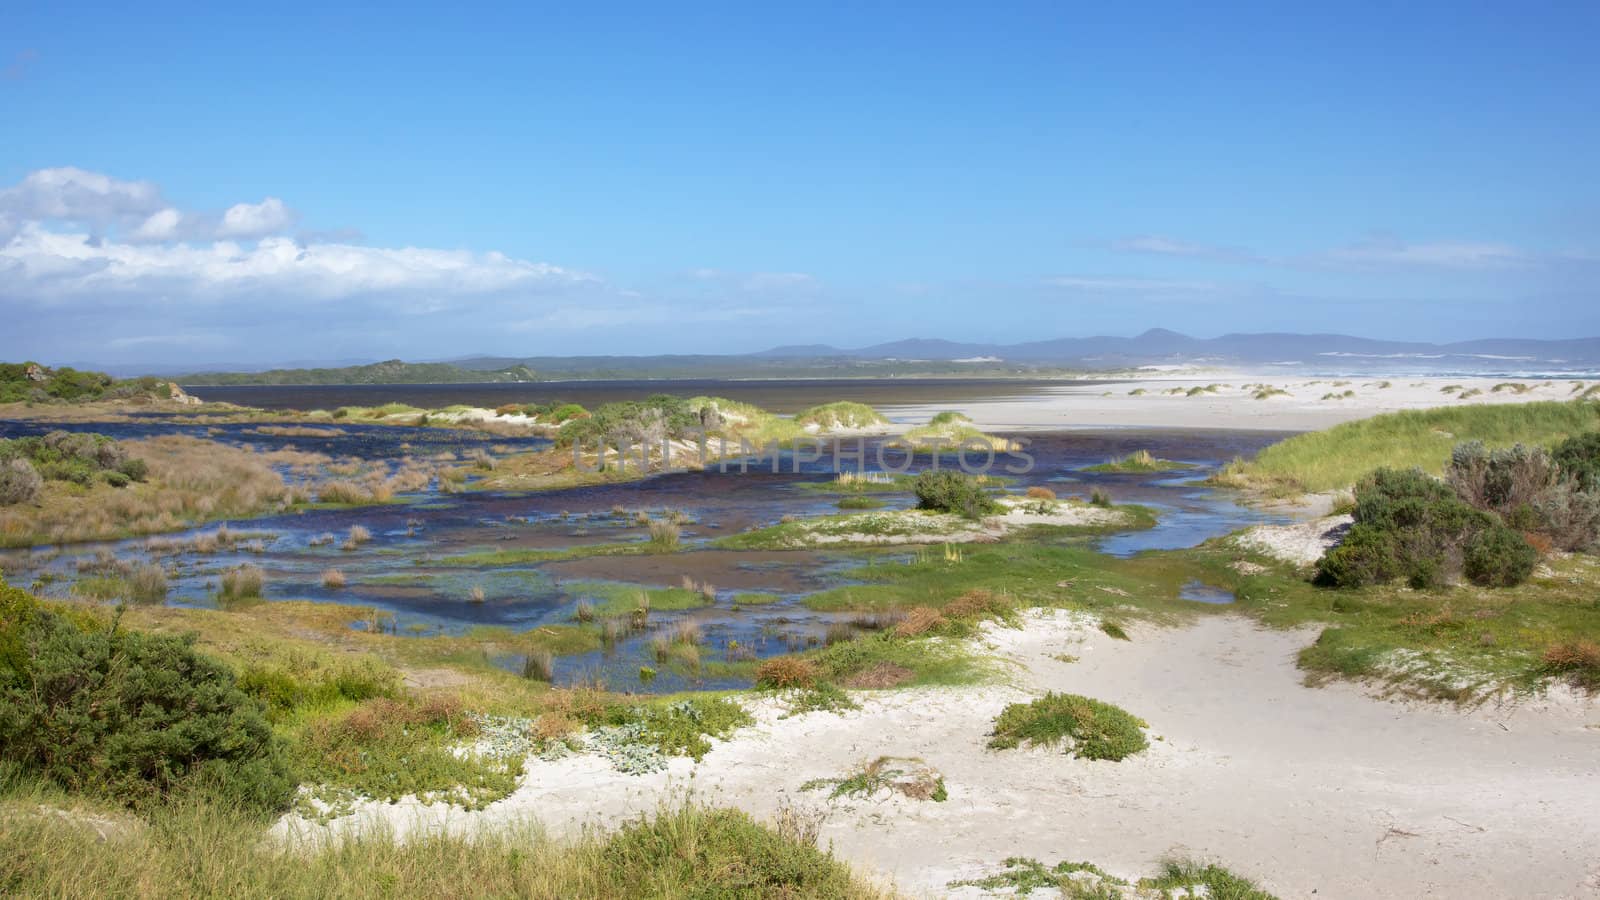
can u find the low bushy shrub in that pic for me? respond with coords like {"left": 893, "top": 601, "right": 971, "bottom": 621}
{"left": 1462, "top": 526, "right": 1539, "bottom": 587}
{"left": 913, "top": 470, "right": 1000, "bottom": 519}
{"left": 1552, "top": 432, "right": 1600, "bottom": 492}
{"left": 0, "top": 586, "right": 294, "bottom": 813}
{"left": 1314, "top": 467, "right": 1539, "bottom": 588}
{"left": 1447, "top": 442, "right": 1554, "bottom": 516}
{"left": 1532, "top": 480, "right": 1600, "bottom": 551}
{"left": 0, "top": 458, "right": 43, "bottom": 506}
{"left": 987, "top": 692, "right": 1148, "bottom": 761}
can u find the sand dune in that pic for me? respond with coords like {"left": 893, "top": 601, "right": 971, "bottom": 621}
{"left": 883, "top": 376, "right": 1591, "bottom": 431}
{"left": 278, "top": 610, "right": 1600, "bottom": 899}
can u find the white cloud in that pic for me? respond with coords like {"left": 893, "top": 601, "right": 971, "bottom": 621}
{"left": 0, "top": 168, "right": 302, "bottom": 242}
{"left": 0, "top": 167, "right": 165, "bottom": 236}
{"left": 131, "top": 208, "right": 184, "bottom": 241}
{"left": 1110, "top": 230, "right": 1542, "bottom": 272}
{"left": 1322, "top": 238, "right": 1528, "bottom": 269}
{"left": 1044, "top": 276, "right": 1222, "bottom": 292}
{"left": 217, "top": 197, "right": 294, "bottom": 238}
{"left": 1, "top": 227, "right": 593, "bottom": 308}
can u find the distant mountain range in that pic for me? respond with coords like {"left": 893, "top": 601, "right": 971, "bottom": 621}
{"left": 745, "top": 329, "right": 1600, "bottom": 371}
{"left": 166, "top": 329, "right": 1600, "bottom": 384}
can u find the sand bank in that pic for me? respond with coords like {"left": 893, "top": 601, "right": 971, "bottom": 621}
{"left": 276, "top": 610, "right": 1600, "bottom": 898}
{"left": 884, "top": 376, "right": 1591, "bottom": 432}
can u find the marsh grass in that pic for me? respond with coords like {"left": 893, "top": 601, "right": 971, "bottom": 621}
{"left": 646, "top": 519, "right": 681, "bottom": 550}
{"left": 341, "top": 525, "right": 371, "bottom": 551}
{"left": 522, "top": 649, "right": 555, "bottom": 682}
{"left": 128, "top": 563, "right": 169, "bottom": 603}
{"left": 0, "top": 436, "right": 290, "bottom": 547}
{"left": 219, "top": 564, "right": 265, "bottom": 601}
{"left": 1082, "top": 449, "right": 1194, "bottom": 473}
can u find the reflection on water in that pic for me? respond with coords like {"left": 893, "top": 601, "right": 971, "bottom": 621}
{"left": 0, "top": 417, "right": 1294, "bottom": 691}
{"left": 1178, "top": 580, "right": 1236, "bottom": 605}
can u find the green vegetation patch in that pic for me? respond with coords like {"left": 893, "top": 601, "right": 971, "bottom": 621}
{"left": 0, "top": 587, "right": 295, "bottom": 814}
{"left": 0, "top": 794, "right": 884, "bottom": 899}
{"left": 1081, "top": 449, "right": 1196, "bottom": 473}
{"left": 951, "top": 856, "right": 1277, "bottom": 899}
{"left": 292, "top": 695, "right": 521, "bottom": 817}
{"left": 987, "top": 692, "right": 1148, "bottom": 760}
{"left": 431, "top": 541, "right": 655, "bottom": 567}
{"left": 569, "top": 581, "right": 709, "bottom": 616}
{"left": 793, "top": 401, "right": 888, "bottom": 430}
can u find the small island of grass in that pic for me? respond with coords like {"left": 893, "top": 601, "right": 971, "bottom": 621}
{"left": 1082, "top": 449, "right": 1196, "bottom": 473}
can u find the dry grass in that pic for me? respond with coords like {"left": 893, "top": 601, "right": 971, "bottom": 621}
{"left": 0, "top": 436, "right": 288, "bottom": 547}
{"left": 0, "top": 433, "right": 426, "bottom": 548}
{"left": 1542, "top": 639, "right": 1600, "bottom": 690}
{"left": 1024, "top": 486, "right": 1057, "bottom": 500}
{"left": 647, "top": 519, "right": 681, "bottom": 550}
{"left": 756, "top": 655, "right": 818, "bottom": 689}
{"left": 522, "top": 648, "right": 555, "bottom": 682}
{"left": 128, "top": 563, "right": 169, "bottom": 603}
{"left": 321, "top": 569, "right": 346, "bottom": 590}
{"left": 341, "top": 525, "right": 372, "bottom": 551}
{"left": 895, "top": 606, "right": 945, "bottom": 637}
{"left": 219, "top": 564, "right": 265, "bottom": 601}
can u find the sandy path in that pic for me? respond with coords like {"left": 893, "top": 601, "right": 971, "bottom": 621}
{"left": 882, "top": 376, "right": 1589, "bottom": 431}
{"left": 279, "top": 611, "right": 1600, "bottom": 899}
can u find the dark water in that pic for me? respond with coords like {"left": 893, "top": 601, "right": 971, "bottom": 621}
{"left": 179, "top": 378, "right": 1110, "bottom": 415}
{"left": 0, "top": 418, "right": 550, "bottom": 462}
{"left": 0, "top": 417, "right": 1290, "bottom": 693}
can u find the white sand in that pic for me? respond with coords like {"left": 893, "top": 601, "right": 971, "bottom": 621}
{"left": 883, "top": 376, "right": 1590, "bottom": 431}
{"left": 1237, "top": 514, "right": 1355, "bottom": 567}
{"left": 275, "top": 611, "right": 1600, "bottom": 899}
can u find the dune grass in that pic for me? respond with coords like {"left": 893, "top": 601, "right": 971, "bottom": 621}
{"left": 952, "top": 855, "right": 1276, "bottom": 899}
{"left": 0, "top": 777, "right": 886, "bottom": 899}
{"left": 793, "top": 401, "right": 888, "bottom": 430}
{"left": 1212, "top": 401, "right": 1600, "bottom": 496}
{"left": 987, "top": 692, "right": 1148, "bottom": 760}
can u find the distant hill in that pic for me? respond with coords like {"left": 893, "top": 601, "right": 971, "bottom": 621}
{"left": 1, "top": 362, "right": 189, "bottom": 405}
{"left": 153, "top": 330, "right": 1600, "bottom": 385}
{"left": 178, "top": 359, "right": 536, "bottom": 386}
{"left": 741, "top": 329, "right": 1600, "bottom": 373}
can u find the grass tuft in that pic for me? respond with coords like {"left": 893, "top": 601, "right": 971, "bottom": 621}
{"left": 987, "top": 692, "right": 1148, "bottom": 761}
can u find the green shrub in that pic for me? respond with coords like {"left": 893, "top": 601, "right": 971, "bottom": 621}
{"left": 1462, "top": 526, "right": 1538, "bottom": 587}
{"left": 987, "top": 692, "right": 1148, "bottom": 761}
{"left": 913, "top": 470, "right": 1000, "bottom": 519}
{"left": 1316, "top": 468, "right": 1500, "bottom": 588}
{"left": 0, "top": 595, "right": 295, "bottom": 813}
{"left": 1552, "top": 432, "right": 1600, "bottom": 492}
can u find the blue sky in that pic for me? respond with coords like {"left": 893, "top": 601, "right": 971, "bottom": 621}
{"left": 3, "top": 2, "right": 1598, "bottom": 366}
